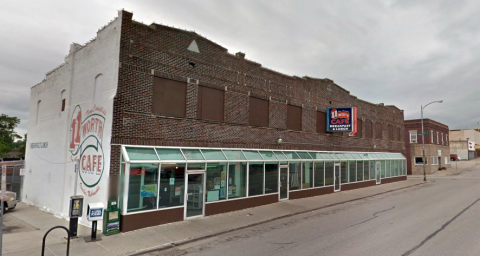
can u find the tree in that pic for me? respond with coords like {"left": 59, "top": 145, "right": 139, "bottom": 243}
{"left": 0, "top": 114, "right": 22, "bottom": 157}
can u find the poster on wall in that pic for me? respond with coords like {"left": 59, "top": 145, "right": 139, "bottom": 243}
{"left": 326, "top": 107, "right": 357, "bottom": 134}
{"left": 468, "top": 141, "right": 475, "bottom": 151}
{"left": 68, "top": 105, "right": 107, "bottom": 197}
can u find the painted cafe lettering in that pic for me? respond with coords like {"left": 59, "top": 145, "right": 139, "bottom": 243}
{"left": 69, "top": 105, "right": 106, "bottom": 197}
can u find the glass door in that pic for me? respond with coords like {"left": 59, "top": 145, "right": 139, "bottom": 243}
{"left": 185, "top": 173, "right": 205, "bottom": 218}
{"left": 279, "top": 166, "right": 289, "bottom": 200}
{"left": 375, "top": 162, "right": 381, "bottom": 184}
{"left": 334, "top": 163, "right": 341, "bottom": 192}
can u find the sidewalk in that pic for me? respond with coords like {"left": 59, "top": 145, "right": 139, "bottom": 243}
{"left": 410, "top": 158, "right": 480, "bottom": 178}
{"left": 2, "top": 179, "right": 427, "bottom": 256}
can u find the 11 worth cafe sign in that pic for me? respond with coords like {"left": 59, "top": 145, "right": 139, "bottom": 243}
{"left": 69, "top": 105, "right": 106, "bottom": 197}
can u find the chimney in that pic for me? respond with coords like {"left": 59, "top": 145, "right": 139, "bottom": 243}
{"left": 235, "top": 52, "right": 245, "bottom": 59}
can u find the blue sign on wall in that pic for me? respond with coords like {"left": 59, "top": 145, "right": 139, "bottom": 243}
{"left": 326, "top": 107, "right": 355, "bottom": 132}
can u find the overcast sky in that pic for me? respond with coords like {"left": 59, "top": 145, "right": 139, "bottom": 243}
{"left": 2, "top": 0, "right": 480, "bottom": 138}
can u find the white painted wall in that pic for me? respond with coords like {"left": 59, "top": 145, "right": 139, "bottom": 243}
{"left": 25, "top": 11, "right": 123, "bottom": 227}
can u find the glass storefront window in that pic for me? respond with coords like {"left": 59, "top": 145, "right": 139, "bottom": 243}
{"left": 289, "top": 162, "right": 301, "bottom": 191}
{"left": 223, "top": 150, "right": 246, "bottom": 160}
{"left": 386, "top": 160, "right": 391, "bottom": 178}
{"left": 357, "top": 161, "right": 364, "bottom": 182}
{"left": 182, "top": 149, "right": 205, "bottom": 160}
{"left": 228, "top": 163, "right": 247, "bottom": 199}
{"left": 284, "top": 151, "right": 300, "bottom": 159}
{"left": 126, "top": 147, "right": 158, "bottom": 161}
{"left": 381, "top": 160, "right": 386, "bottom": 178}
{"left": 314, "top": 162, "right": 324, "bottom": 187}
{"left": 202, "top": 150, "right": 227, "bottom": 161}
{"left": 158, "top": 163, "right": 185, "bottom": 209}
{"left": 127, "top": 163, "right": 159, "bottom": 213}
{"left": 394, "top": 160, "right": 399, "bottom": 176}
{"left": 369, "top": 161, "right": 375, "bottom": 180}
{"left": 206, "top": 163, "right": 227, "bottom": 202}
{"left": 325, "top": 162, "right": 334, "bottom": 186}
{"left": 302, "top": 162, "right": 313, "bottom": 189}
{"left": 243, "top": 150, "right": 263, "bottom": 160}
{"left": 340, "top": 162, "right": 348, "bottom": 184}
{"left": 187, "top": 163, "right": 205, "bottom": 171}
{"left": 349, "top": 161, "right": 356, "bottom": 183}
{"left": 259, "top": 151, "right": 278, "bottom": 161}
{"left": 296, "top": 152, "right": 312, "bottom": 160}
{"left": 155, "top": 148, "right": 184, "bottom": 161}
{"left": 363, "top": 161, "right": 369, "bottom": 181}
{"left": 265, "top": 162, "right": 279, "bottom": 194}
{"left": 249, "top": 162, "right": 264, "bottom": 196}
{"left": 118, "top": 162, "right": 125, "bottom": 211}
{"left": 273, "top": 151, "right": 287, "bottom": 160}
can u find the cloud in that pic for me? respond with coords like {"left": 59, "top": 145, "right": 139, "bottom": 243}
{"left": 1, "top": 0, "right": 479, "bottom": 139}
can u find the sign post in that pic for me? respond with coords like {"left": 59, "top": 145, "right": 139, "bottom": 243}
{"left": 0, "top": 164, "right": 6, "bottom": 256}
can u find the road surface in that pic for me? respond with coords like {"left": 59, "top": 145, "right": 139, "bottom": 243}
{"left": 145, "top": 163, "right": 480, "bottom": 256}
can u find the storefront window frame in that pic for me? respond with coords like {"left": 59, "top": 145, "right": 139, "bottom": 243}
{"left": 120, "top": 146, "right": 407, "bottom": 215}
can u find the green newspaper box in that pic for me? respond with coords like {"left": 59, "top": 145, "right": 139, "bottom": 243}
{"left": 103, "top": 200, "right": 120, "bottom": 235}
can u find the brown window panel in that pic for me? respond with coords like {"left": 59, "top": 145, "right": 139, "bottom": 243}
{"left": 316, "top": 111, "right": 327, "bottom": 134}
{"left": 365, "top": 121, "right": 373, "bottom": 138}
{"left": 61, "top": 99, "right": 66, "bottom": 112}
{"left": 198, "top": 86, "right": 224, "bottom": 121}
{"left": 355, "top": 118, "right": 362, "bottom": 137}
{"left": 287, "top": 105, "right": 302, "bottom": 131}
{"left": 152, "top": 77, "right": 186, "bottom": 117}
{"left": 375, "top": 123, "right": 382, "bottom": 139}
{"left": 249, "top": 97, "right": 269, "bottom": 127}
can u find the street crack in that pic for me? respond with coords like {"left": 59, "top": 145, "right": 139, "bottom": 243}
{"left": 402, "top": 197, "right": 480, "bottom": 256}
{"left": 348, "top": 206, "right": 395, "bottom": 229}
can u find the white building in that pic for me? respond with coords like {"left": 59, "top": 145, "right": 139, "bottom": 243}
{"left": 449, "top": 129, "right": 479, "bottom": 160}
{"left": 24, "top": 11, "right": 122, "bottom": 226}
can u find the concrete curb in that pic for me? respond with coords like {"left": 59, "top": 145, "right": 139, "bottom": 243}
{"left": 124, "top": 180, "right": 427, "bottom": 256}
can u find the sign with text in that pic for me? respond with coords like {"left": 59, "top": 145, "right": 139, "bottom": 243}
{"left": 326, "top": 107, "right": 356, "bottom": 133}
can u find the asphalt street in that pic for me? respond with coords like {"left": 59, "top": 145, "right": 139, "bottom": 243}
{"left": 145, "top": 162, "right": 480, "bottom": 256}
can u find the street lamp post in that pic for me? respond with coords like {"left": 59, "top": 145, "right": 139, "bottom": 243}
{"left": 421, "top": 100, "right": 443, "bottom": 182}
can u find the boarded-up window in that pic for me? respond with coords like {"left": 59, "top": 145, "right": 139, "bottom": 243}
{"left": 316, "top": 111, "right": 327, "bottom": 134}
{"left": 355, "top": 118, "right": 362, "bottom": 137}
{"left": 198, "top": 86, "right": 224, "bottom": 121}
{"left": 152, "top": 77, "right": 186, "bottom": 117}
{"left": 388, "top": 125, "right": 394, "bottom": 140}
{"left": 375, "top": 123, "right": 382, "bottom": 139}
{"left": 287, "top": 105, "right": 302, "bottom": 131}
{"left": 249, "top": 97, "right": 269, "bottom": 127}
{"left": 365, "top": 121, "right": 373, "bottom": 138}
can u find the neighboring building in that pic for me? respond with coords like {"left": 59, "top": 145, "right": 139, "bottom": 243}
{"left": 25, "top": 10, "right": 407, "bottom": 232}
{"left": 449, "top": 129, "right": 480, "bottom": 160}
{"left": 404, "top": 119, "right": 451, "bottom": 175}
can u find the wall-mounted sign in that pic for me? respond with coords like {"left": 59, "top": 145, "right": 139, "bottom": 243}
{"left": 69, "top": 105, "right": 107, "bottom": 197}
{"left": 30, "top": 142, "right": 48, "bottom": 149}
{"left": 468, "top": 141, "right": 475, "bottom": 151}
{"left": 326, "top": 107, "right": 357, "bottom": 133}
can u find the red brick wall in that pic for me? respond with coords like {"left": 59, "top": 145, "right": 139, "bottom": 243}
{"left": 109, "top": 11, "right": 406, "bottom": 195}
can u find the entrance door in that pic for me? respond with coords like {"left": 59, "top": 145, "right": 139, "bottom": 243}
{"left": 375, "top": 162, "right": 381, "bottom": 184}
{"left": 334, "top": 163, "right": 341, "bottom": 192}
{"left": 185, "top": 173, "right": 205, "bottom": 218}
{"left": 279, "top": 166, "right": 289, "bottom": 200}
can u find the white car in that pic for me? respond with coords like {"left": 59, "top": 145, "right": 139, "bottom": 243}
{"left": 2, "top": 191, "right": 18, "bottom": 212}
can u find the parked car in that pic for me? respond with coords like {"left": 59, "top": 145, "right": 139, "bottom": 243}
{"left": 451, "top": 154, "right": 459, "bottom": 161}
{"left": 1, "top": 191, "right": 17, "bottom": 212}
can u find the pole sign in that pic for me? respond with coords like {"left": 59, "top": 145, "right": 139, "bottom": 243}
{"left": 326, "top": 107, "right": 357, "bottom": 133}
{"left": 1, "top": 165, "right": 6, "bottom": 200}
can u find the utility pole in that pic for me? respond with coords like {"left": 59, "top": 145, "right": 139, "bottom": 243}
{"left": 421, "top": 100, "right": 443, "bottom": 182}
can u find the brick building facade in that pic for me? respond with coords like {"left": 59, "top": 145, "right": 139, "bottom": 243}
{"left": 404, "top": 119, "right": 451, "bottom": 175}
{"left": 26, "top": 10, "right": 407, "bottom": 232}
